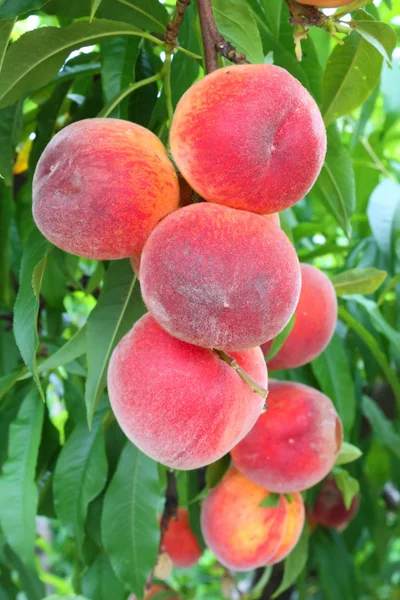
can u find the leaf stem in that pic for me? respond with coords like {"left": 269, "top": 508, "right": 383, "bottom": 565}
{"left": 98, "top": 72, "right": 163, "bottom": 118}
{"left": 213, "top": 349, "right": 269, "bottom": 407}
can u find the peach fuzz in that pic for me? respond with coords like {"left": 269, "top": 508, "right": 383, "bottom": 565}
{"left": 140, "top": 203, "right": 301, "bottom": 351}
{"left": 298, "top": 0, "right": 354, "bottom": 6}
{"left": 162, "top": 508, "right": 202, "bottom": 568}
{"left": 308, "top": 477, "right": 359, "bottom": 531}
{"left": 33, "top": 118, "right": 179, "bottom": 260}
{"left": 107, "top": 314, "right": 267, "bottom": 470}
{"left": 262, "top": 263, "right": 338, "bottom": 370}
{"left": 170, "top": 64, "right": 326, "bottom": 215}
{"left": 231, "top": 380, "right": 343, "bottom": 493}
{"left": 267, "top": 492, "right": 305, "bottom": 565}
{"left": 201, "top": 468, "right": 288, "bottom": 571}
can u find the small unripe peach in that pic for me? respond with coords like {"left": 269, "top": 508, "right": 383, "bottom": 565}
{"left": 108, "top": 314, "right": 267, "bottom": 470}
{"left": 33, "top": 118, "right": 179, "bottom": 260}
{"left": 170, "top": 65, "right": 326, "bottom": 215}
{"left": 262, "top": 263, "right": 338, "bottom": 369}
{"left": 231, "top": 380, "right": 343, "bottom": 493}
{"left": 162, "top": 508, "right": 202, "bottom": 568}
{"left": 307, "top": 477, "right": 359, "bottom": 531}
{"left": 140, "top": 203, "right": 301, "bottom": 351}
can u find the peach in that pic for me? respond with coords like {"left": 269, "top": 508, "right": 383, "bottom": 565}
{"left": 130, "top": 584, "right": 178, "bottom": 599}
{"left": 33, "top": 118, "right": 179, "bottom": 260}
{"left": 308, "top": 477, "right": 359, "bottom": 531}
{"left": 262, "top": 263, "right": 337, "bottom": 369}
{"left": 140, "top": 203, "right": 301, "bottom": 351}
{"left": 170, "top": 65, "right": 326, "bottom": 215}
{"left": 298, "top": 0, "right": 354, "bottom": 6}
{"left": 201, "top": 468, "right": 288, "bottom": 570}
{"left": 265, "top": 213, "right": 280, "bottom": 228}
{"left": 162, "top": 508, "right": 202, "bottom": 568}
{"left": 231, "top": 380, "right": 343, "bottom": 493}
{"left": 267, "top": 492, "right": 305, "bottom": 565}
{"left": 107, "top": 314, "right": 267, "bottom": 470}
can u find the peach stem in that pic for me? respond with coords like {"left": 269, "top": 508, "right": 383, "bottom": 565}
{"left": 213, "top": 349, "right": 269, "bottom": 408}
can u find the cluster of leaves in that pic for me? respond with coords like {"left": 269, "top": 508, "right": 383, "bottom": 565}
{"left": 0, "top": 0, "right": 399, "bottom": 599}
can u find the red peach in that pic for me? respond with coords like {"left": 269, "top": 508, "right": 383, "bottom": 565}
{"left": 262, "top": 263, "right": 338, "bottom": 369}
{"left": 170, "top": 65, "right": 326, "bottom": 215}
{"left": 33, "top": 118, "right": 179, "bottom": 260}
{"left": 264, "top": 213, "right": 280, "bottom": 228}
{"left": 267, "top": 492, "right": 305, "bottom": 565}
{"left": 140, "top": 203, "right": 301, "bottom": 351}
{"left": 162, "top": 508, "right": 202, "bottom": 568}
{"left": 231, "top": 380, "right": 343, "bottom": 493}
{"left": 308, "top": 477, "right": 359, "bottom": 531}
{"left": 201, "top": 468, "right": 288, "bottom": 570}
{"left": 107, "top": 314, "right": 267, "bottom": 470}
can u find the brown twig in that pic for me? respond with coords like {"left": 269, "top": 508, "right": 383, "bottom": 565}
{"left": 213, "top": 349, "right": 268, "bottom": 409}
{"left": 197, "top": 0, "right": 250, "bottom": 74}
{"left": 144, "top": 470, "right": 178, "bottom": 599}
{"left": 164, "top": 0, "right": 191, "bottom": 50}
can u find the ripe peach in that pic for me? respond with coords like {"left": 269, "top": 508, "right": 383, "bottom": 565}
{"left": 170, "top": 65, "right": 326, "bottom": 215}
{"left": 33, "top": 118, "right": 179, "bottom": 260}
{"left": 162, "top": 508, "right": 202, "bottom": 568}
{"left": 231, "top": 380, "right": 343, "bottom": 493}
{"left": 262, "top": 263, "right": 337, "bottom": 369}
{"left": 308, "top": 477, "right": 359, "bottom": 531}
{"left": 267, "top": 492, "right": 305, "bottom": 565}
{"left": 201, "top": 468, "right": 288, "bottom": 570}
{"left": 107, "top": 314, "right": 267, "bottom": 470}
{"left": 264, "top": 212, "right": 280, "bottom": 227}
{"left": 298, "top": 0, "right": 354, "bottom": 7}
{"left": 140, "top": 203, "right": 301, "bottom": 351}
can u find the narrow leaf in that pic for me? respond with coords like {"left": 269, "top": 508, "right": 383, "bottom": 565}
{"left": 13, "top": 228, "right": 52, "bottom": 398}
{"left": 102, "top": 442, "right": 161, "bottom": 598}
{"left": 322, "top": 31, "right": 382, "bottom": 126}
{"left": 53, "top": 408, "right": 108, "bottom": 554}
{"left": 272, "top": 526, "right": 309, "bottom": 598}
{"left": 349, "top": 295, "right": 400, "bottom": 355}
{"left": 313, "top": 528, "right": 357, "bottom": 600}
{"left": 0, "top": 18, "right": 16, "bottom": 74}
{"left": 331, "top": 267, "right": 387, "bottom": 296}
{"left": 0, "top": 1, "right": 49, "bottom": 18}
{"left": 82, "top": 554, "right": 125, "bottom": 600}
{"left": 85, "top": 260, "right": 145, "bottom": 425}
{"left": 38, "top": 326, "right": 86, "bottom": 374}
{"left": 205, "top": 454, "right": 231, "bottom": 489}
{"left": 362, "top": 394, "right": 400, "bottom": 460}
{"left": 212, "top": 0, "right": 264, "bottom": 64}
{"left": 0, "top": 389, "right": 44, "bottom": 567}
{"left": 90, "top": 0, "right": 103, "bottom": 20}
{"left": 367, "top": 179, "right": 400, "bottom": 255}
{"left": 354, "top": 12, "right": 396, "bottom": 65}
{"left": 259, "top": 493, "right": 281, "bottom": 508}
{"left": 335, "top": 442, "right": 363, "bottom": 466}
{"left": 266, "top": 314, "right": 295, "bottom": 361}
{"left": 333, "top": 468, "right": 359, "bottom": 510}
{"left": 311, "top": 332, "right": 356, "bottom": 436}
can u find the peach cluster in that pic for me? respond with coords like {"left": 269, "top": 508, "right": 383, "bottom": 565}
{"left": 32, "top": 62, "right": 345, "bottom": 573}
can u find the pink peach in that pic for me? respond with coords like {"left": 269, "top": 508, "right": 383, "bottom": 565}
{"left": 162, "top": 508, "right": 202, "bottom": 568}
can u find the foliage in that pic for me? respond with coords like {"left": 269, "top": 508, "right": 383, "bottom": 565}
{"left": 0, "top": 0, "right": 399, "bottom": 599}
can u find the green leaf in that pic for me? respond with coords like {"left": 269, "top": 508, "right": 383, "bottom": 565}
{"left": 100, "top": 35, "right": 140, "bottom": 118}
{"left": 322, "top": 31, "right": 382, "bottom": 126}
{"left": 82, "top": 554, "right": 125, "bottom": 600}
{"left": 13, "top": 228, "right": 52, "bottom": 398}
{"left": 100, "top": 0, "right": 168, "bottom": 33}
{"left": 272, "top": 526, "right": 309, "bottom": 598}
{"left": 311, "top": 332, "right": 356, "bottom": 437}
{"left": 313, "top": 528, "right": 357, "bottom": 600}
{"left": 205, "top": 454, "right": 230, "bottom": 489}
{"left": 90, "top": 0, "right": 103, "bottom": 20}
{"left": 349, "top": 295, "right": 400, "bottom": 355}
{"left": 350, "top": 83, "right": 379, "bottom": 151}
{"left": 262, "top": 0, "right": 282, "bottom": 38}
{"left": 102, "top": 442, "right": 161, "bottom": 599}
{"left": 37, "top": 326, "right": 86, "bottom": 374}
{"left": 5, "top": 546, "right": 45, "bottom": 600}
{"left": 335, "top": 442, "right": 363, "bottom": 466}
{"left": 171, "top": 1, "right": 200, "bottom": 108}
{"left": 0, "top": 18, "right": 15, "bottom": 74}
{"left": 0, "top": 369, "right": 26, "bottom": 403}
{"left": 0, "top": 19, "right": 163, "bottom": 109}
{"left": 367, "top": 179, "right": 400, "bottom": 255}
{"left": 259, "top": 493, "right": 281, "bottom": 508}
{"left": 0, "top": 103, "right": 23, "bottom": 186}
{"left": 212, "top": 0, "right": 264, "bottom": 64}
{"left": 0, "top": 0, "right": 48, "bottom": 18}
{"left": 338, "top": 306, "right": 400, "bottom": 411}
{"left": 310, "top": 125, "right": 355, "bottom": 237}
{"left": 266, "top": 314, "right": 295, "bottom": 361}
{"left": 333, "top": 467, "right": 359, "bottom": 510}
{"left": 85, "top": 260, "right": 145, "bottom": 426}
{"left": 0, "top": 183, "right": 12, "bottom": 306}
{"left": 53, "top": 408, "right": 108, "bottom": 554}
{"left": 353, "top": 12, "right": 396, "bottom": 65}
{"left": 362, "top": 394, "right": 400, "bottom": 460}
{"left": 0, "top": 389, "right": 44, "bottom": 567}
{"left": 331, "top": 267, "right": 387, "bottom": 296}
{"left": 44, "top": 596, "right": 91, "bottom": 600}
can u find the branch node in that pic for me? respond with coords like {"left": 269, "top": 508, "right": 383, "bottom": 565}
{"left": 164, "top": 0, "right": 191, "bottom": 52}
